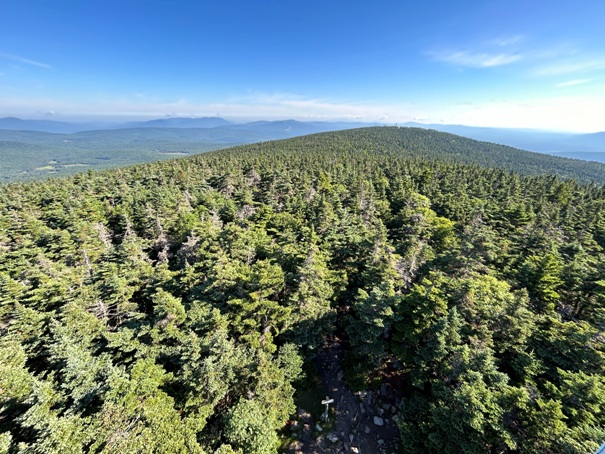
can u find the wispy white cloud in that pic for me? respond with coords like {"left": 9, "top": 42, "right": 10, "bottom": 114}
{"left": 432, "top": 50, "right": 522, "bottom": 68}
{"left": 554, "top": 79, "right": 592, "bottom": 87}
{"left": 430, "top": 35, "right": 605, "bottom": 84}
{"left": 215, "top": 91, "right": 399, "bottom": 120}
{"left": 0, "top": 52, "right": 50, "bottom": 69}
{"left": 429, "top": 34, "right": 527, "bottom": 69}
{"left": 491, "top": 35, "right": 526, "bottom": 47}
{"left": 534, "top": 58, "right": 605, "bottom": 76}
{"left": 216, "top": 93, "right": 400, "bottom": 121}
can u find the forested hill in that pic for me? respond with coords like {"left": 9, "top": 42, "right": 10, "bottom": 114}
{"left": 232, "top": 126, "right": 605, "bottom": 184}
{"left": 1, "top": 127, "right": 605, "bottom": 453}
{"left": 3, "top": 125, "right": 605, "bottom": 184}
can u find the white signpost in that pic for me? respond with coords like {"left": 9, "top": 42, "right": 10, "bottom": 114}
{"left": 321, "top": 396, "right": 334, "bottom": 422}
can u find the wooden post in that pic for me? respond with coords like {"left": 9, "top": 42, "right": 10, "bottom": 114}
{"left": 321, "top": 396, "right": 334, "bottom": 422}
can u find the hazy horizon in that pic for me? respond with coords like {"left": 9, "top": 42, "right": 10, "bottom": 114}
{"left": 2, "top": 1, "right": 605, "bottom": 133}
{"left": 0, "top": 114, "right": 590, "bottom": 134}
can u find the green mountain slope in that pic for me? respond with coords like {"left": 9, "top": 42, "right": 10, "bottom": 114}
{"left": 240, "top": 126, "right": 605, "bottom": 184}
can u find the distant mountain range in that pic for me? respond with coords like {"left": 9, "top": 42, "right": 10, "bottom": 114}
{"left": 1, "top": 116, "right": 604, "bottom": 159}
{"left": 0, "top": 117, "right": 107, "bottom": 134}
{"left": 119, "top": 117, "right": 233, "bottom": 129}
{"left": 0, "top": 116, "right": 374, "bottom": 135}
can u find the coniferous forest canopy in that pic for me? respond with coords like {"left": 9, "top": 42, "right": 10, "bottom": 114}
{"left": 1, "top": 127, "right": 605, "bottom": 453}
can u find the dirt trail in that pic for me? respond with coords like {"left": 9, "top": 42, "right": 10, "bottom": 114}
{"left": 289, "top": 339, "right": 400, "bottom": 453}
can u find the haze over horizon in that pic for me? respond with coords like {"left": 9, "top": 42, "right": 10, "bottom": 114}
{"left": 2, "top": 0, "right": 605, "bottom": 133}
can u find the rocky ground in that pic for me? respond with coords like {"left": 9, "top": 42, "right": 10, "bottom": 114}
{"left": 287, "top": 339, "right": 401, "bottom": 453}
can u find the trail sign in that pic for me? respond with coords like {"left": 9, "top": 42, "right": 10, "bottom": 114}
{"left": 321, "top": 396, "right": 334, "bottom": 422}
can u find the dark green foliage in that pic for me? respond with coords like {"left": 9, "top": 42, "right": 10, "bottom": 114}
{"left": 1, "top": 127, "right": 605, "bottom": 452}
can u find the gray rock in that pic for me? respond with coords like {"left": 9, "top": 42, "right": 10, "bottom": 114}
{"left": 378, "top": 439, "right": 385, "bottom": 446}
{"left": 337, "top": 370, "right": 344, "bottom": 381}
{"left": 316, "top": 423, "right": 323, "bottom": 432}
{"left": 359, "top": 403, "right": 366, "bottom": 414}
{"left": 327, "top": 432, "right": 339, "bottom": 443}
{"left": 374, "top": 416, "right": 384, "bottom": 426}
{"left": 364, "top": 425, "right": 371, "bottom": 434}
{"left": 349, "top": 434, "right": 354, "bottom": 442}
{"left": 351, "top": 448, "right": 360, "bottom": 453}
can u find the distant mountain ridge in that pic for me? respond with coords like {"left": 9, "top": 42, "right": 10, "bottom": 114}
{"left": 0, "top": 117, "right": 105, "bottom": 134}
{"left": 118, "top": 117, "right": 233, "bottom": 129}
{"left": 0, "top": 116, "right": 380, "bottom": 136}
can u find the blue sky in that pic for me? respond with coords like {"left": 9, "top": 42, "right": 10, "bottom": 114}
{"left": 1, "top": 0, "right": 604, "bottom": 132}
